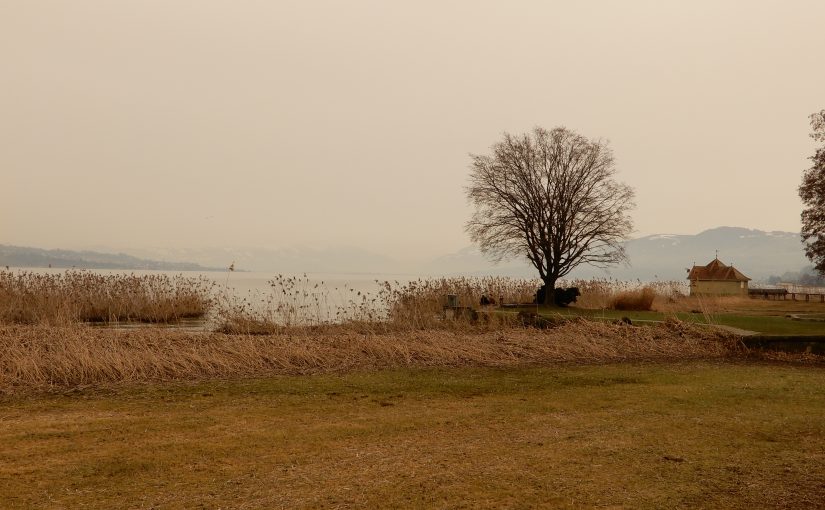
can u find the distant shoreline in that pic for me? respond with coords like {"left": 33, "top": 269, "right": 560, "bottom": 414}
{"left": 2, "top": 266, "right": 235, "bottom": 273}
{"left": 0, "top": 243, "right": 226, "bottom": 273}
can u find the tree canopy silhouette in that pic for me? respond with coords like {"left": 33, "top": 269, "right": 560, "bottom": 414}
{"left": 800, "top": 109, "right": 825, "bottom": 275}
{"left": 466, "top": 126, "right": 635, "bottom": 304}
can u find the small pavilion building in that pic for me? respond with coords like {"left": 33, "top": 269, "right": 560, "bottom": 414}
{"left": 687, "top": 258, "right": 751, "bottom": 296}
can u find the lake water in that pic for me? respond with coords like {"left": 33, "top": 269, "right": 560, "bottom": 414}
{"left": 9, "top": 267, "right": 416, "bottom": 296}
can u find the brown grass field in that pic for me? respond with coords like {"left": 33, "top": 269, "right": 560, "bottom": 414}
{"left": 2, "top": 361, "right": 824, "bottom": 509}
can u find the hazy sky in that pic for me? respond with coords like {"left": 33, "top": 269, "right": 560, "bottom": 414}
{"left": 3, "top": 0, "right": 824, "bottom": 262}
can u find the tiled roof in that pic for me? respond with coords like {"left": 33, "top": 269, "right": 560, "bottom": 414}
{"left": 687, "top": 258, "right": 751, "bottom": 282}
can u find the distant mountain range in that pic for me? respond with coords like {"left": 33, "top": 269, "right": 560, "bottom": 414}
{"left": 0, "top": 244, "right": 222, "bottom": 272}
{"left": 617, "top": 227, "right": 807, "bottom": 281}
{"left": 1, "top": 227, "right": 813, "bottom": 281}
{"left": 423, "top": 227, "right": 810, "bottom": 282}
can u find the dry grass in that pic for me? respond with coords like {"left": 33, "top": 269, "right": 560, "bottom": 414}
{"left": 562, "top": 278, "right": 687, "bottom": 311}
{"left": 2, "top": 362, "right": 824, "bottom": 509}
{"left": 213, "top": 275, "right": 541, "bottom": 333}
{"left": 4, "top": 270, "right": 816, "bottom": 339}
{"left": 656, "top": 294, "right": 825, "bottom": 315}
{"left": 212, "top": 276, "right": 693, "bottom": 333}
{"left": 0, "top": 320, "right": 738, "bottom": 393}
{"left": 0, "top": 270, "right": 213, "bottom": 325}
{"left": 380, "top": 276, "right": 539, "bottom": 327}
{"left": 0, "top": 271, "right": 699, "bottom": 330}
{"left": 213, "top": 274, "right": 391, "bottom": 334}
{"left": 610, "top": 286, "right": 656, "bottom": 311}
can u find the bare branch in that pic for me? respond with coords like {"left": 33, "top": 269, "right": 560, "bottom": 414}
{"left": 465, "top": 126, "right": 635, "bottom": 301}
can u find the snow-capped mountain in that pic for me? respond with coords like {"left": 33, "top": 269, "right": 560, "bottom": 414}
{"left": 424, "top": 227, "right": 809, "bottom": 281}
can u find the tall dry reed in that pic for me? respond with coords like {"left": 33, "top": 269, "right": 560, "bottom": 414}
{"left": 610, "top": 286, "right": 656, "bottom": 311}
{"left": 379, "top": 276, "right": 539, "bottom": 328}
{"left": 0, "top": 270, "right": 214, "bottom": 325}
{"left": 213, "top": 275, "right": 541, "bottom": 333}
{"left": 1, "top": 270, "right": 701, "bottom": 332}
{"left": 0, "top": 320, "right": 740, "bottom": 393}
{"left": 211, "top": 276, "right": 700, "bottom": 334}
{"left": 213, "top": 274, "right": 378, "bottom": 334}
{"left": 560, "top": 278, "right": 688, "bottom": 311}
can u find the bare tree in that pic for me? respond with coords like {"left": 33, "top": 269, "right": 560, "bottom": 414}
{"left": 466, "top": 126, "right": 635, "bottom": 304}
{"left": 800, "top": 109, "right": 825, "bottom": 275}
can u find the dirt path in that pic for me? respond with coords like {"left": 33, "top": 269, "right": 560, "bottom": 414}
{"left": 623, "top": 318, "right": 759, "bottom": 337}
{"left": 703, "top": 324, "right": 760, "bottom": 336}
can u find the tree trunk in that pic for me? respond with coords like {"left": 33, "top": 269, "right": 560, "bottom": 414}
{"left": 542, "top": 277, "right": 556, "bottom": 306}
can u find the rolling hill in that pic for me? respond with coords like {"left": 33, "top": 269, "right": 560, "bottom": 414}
{"left": 424, "top": 227, "right": 810, "bottom": 282}
{"left": 0, "top": 245, "right": 222, "bottom": 272}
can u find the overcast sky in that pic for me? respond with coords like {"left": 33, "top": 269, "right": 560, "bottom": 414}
{"left": 2, "top": 0, "right": 824, "bottom": 262}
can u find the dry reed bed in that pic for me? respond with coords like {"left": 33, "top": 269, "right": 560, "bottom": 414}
{"left": 0, "top": 270, "right": 213, "bottom": 325}
{"left": 1, "top": 271, "right": 692, "bottom": 330}
{"left": 563, "top": 278, "right": 687, "bottom": 310}
{"left": 0, "top": 320, "right": 739, "bottom": 393}
{"left": 213, "top": 275, "right": 543, "bottom": 332}
{"left": 213, "top": 276, "right": 690, "bottom": 332}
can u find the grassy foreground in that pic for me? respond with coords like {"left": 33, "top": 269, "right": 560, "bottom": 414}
{"left": 2, "top": 362, "right": 824, "bottom": 509}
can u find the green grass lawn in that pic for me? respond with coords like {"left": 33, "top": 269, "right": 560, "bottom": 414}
{"left": 2, "top": 362, "right": 824, "bottom": 509}
{"left": 509, "top": 306, "right": 825, "bottom": 336}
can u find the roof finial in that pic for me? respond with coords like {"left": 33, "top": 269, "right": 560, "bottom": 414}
{"left": 715, "top": 249, "right": 718, "bottom": 260}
